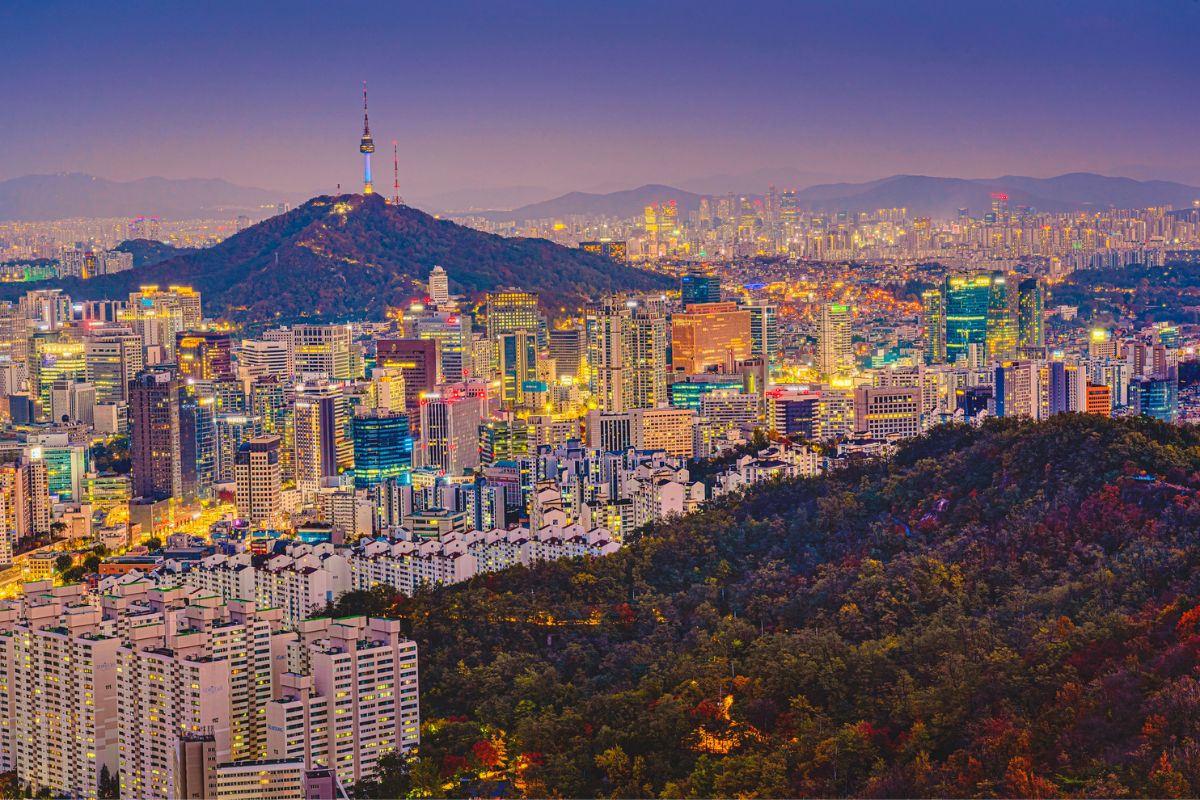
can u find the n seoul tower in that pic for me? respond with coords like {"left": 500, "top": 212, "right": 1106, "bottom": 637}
{"left": 360, "top": 81, "right": 376, "bottom": 195}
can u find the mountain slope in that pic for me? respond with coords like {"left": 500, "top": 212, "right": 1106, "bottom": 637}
{"left": 0, "top": 173, "right": 299, "bottom": 220}
{"left": 0, "top": 194, "right": 671, "bottom": 321}
{"left": 481, "top": 184, "right": 703, "bottom": 222}
{"left": 340, "top": 414, "right": 1200, "bottom": 798}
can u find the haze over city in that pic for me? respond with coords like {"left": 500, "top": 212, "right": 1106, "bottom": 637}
{"left": 4, "top": 0, "right": 1200, "bottom": 207}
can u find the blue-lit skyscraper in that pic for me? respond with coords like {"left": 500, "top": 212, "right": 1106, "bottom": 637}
{"left": 352, "top": 409, "right": 413, "bottom": 488}
{"left": 945, "top": 274, "right": 991, "bottom": 365}
{"left": 680, "top": 268, "right": 721, "bottom": 307}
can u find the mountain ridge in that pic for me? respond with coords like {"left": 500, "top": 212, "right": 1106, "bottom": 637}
{"left": 0, "top": 193, "right": 670, "bottom": 322}
{"left": 0, "top": 172, "right": 306, "bottom": 220}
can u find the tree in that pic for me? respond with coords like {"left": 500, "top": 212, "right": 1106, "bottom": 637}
{"left": 53, "top": 554, "right": 73, "bottom": 574}
{"left": 143, "top": 537, "right": 162, "bottom": 552}
{"left": 82, "top": 554, "right": 102, "bottom": 573}
{"left": 97, "top": 765, "right": 118, "bottom": 799}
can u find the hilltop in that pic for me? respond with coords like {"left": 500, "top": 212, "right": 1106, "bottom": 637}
{"left": 1, "top": 194, "right": 671, "bottom": 322}
{"left": 338, "top": 414, "right": 1200, "bottom": 798}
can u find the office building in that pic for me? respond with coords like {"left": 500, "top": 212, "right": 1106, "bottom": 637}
{"left": 670, "top": 302, "right": 751, "bottom": 374}
{"left": 853, "top": 386, "right": 921, "bottom": 439}
{"left": 235, "top": 435, "right": 283, "bottom": 526}
{"left": 130, "top": 370, "right": 181, "bottom": 501}
{"left": 351, "top": 409, "right": 413, "bottom": 488}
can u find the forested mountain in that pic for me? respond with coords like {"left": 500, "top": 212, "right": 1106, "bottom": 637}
{"left": 0, "top": 194, "right": 670, "bottom": 322}
{"left": 337, "top": 414, "right": 1200, "bottom": 798}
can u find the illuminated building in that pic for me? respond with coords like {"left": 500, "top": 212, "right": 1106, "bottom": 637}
{"left": 680, "top": 268, "right": 721, "bottom": 307}
{"left": 417, "top": 391, "right": 485, "bottom": 476}
{"left": 817, "top": 303, "right": 854, "bottom": 377}
{"left": 626, "top": 303, "right": 668, "bottom": 409}
{"left": 767, "top": 390, "right": 821, "bottom": 439}
{"left": 351, "top": 409, "right": 413, "bottom": 488}
{"left": 670, "top": 301, "right": 751, "bottom": 374}
{"left": 670, "top": 374, "right": 744, "bottom": 410}
{"left": 216, "top": 414, "right": 263, "bottom": 483}
{"left": 853, "top": 386, "right": 921, "bottom": 439}
{"left": 945, "top": 274, "right": 991, "bottom": 366}
{"left": 1017, "top": 277, "right": 1044, "bottom": 350}
{"left": 264, "top": 618, "right": 420, "bottom": 789}
{"left": 548, "top": 327, "right": 585, "bottom": 380}
{"left": 408, "top": 309, "right": 472, "bottom": 382}
{"left": 178, "top": 384, "right": 216, "bottom": 501}
{"left": 294, "top": 382, "right": 352, "bottom": 497}
{"left": 585, "top": 407, "right": 696, "bottom": 458}
{"left": 360, "top": 81, "right": 376, "bottom": 195}
{"left": 428, "top": 265, "right": 450, "bottom": 306}
{"left": 129, "top": 369, "right": 181, "bottom": 501}
{"left": 579, "top": 240, "right": 628, "bottom": 261}
{"left": 1086, "top": 383, "right": 1112, "bottom": 416}
{"left": 175, "top": 330, "right": 233, "bottom": 381}
{"left": 479, "top": 416, "right": 530, "bottom": 466}
{"left": 498, "top": 331, "right": 537, "bottom": 410}
{"left": 1129, "top": 373, "right": 1179, "bottom": 423}
{"left": 48, "top": 379, "right": 95, "bottom": 425}
{"left": 86, "top": 329, "right": 143, "bottom": 403}
{"left": 123, "top": 286, "right": 201, "bottom": 357}
{"left": 239, "top": 338, "right": 293, "bottom": 380}
{"left": 921, "top": 288, "right": 946, "bottom": 365}
{"left": 30, "top": 330, "right": 86, "bottom": 414}
{"left": 985, "top": 272, "right": 1017, "bottom": 361}
{"left": 291, "top": 324, "right": 356, "bottom": 381}
{"left": 376, "top": 339, "right": 440, "bottom": 412}
{"left": 235, "top": 434, "right": 283, "bottom": 525}
{"left": 485, "top": 290, "right": 540, "bottom": 343}
{"left": 746, "top": 301, "right": 778, "bottom": 362}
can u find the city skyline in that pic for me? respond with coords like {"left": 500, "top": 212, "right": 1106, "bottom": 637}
{"left": 4, "top": 0, "right": 1200, "bottom": 206}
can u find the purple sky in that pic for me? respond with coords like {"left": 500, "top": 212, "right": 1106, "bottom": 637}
{"left": 3, "top": 0, "right": 1199, "bottom": 204}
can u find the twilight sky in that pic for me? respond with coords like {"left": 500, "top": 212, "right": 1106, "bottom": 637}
{"left": 3, "top": 0, "right": 1199, "bottom": 205}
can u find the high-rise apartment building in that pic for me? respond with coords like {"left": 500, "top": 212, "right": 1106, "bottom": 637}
{"left": 86, "top": 329, "right": 143, "bottom": 403}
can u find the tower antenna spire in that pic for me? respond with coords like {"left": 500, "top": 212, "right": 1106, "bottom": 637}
{"left": 391, "top": 140, "right": 403, "bottom": 206}
{"left": 359, "top": 81, "right": 376, "bottom": 195}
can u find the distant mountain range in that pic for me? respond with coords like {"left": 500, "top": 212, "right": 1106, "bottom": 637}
{"left": 479, "top": 184, "right": 704, "bottom": 223}
{"left": 0, "top": 173, "right": 302, "bottom": 220}
{"left": 470, "top": 172, "right": 1200, "bottom": 221}
{"left": 0, "top": 193, "right": 670, "bottom": 322}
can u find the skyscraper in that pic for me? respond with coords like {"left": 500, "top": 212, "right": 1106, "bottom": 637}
{"left": 747, "top": 301, "right": 779, "bottom": 363}
{"left": 235, "top": 434, "right": 282, "bottom": 526}
{"left": 1017, "top": 277, "right": 1045, "bottom": 350}
{"left": 485, "top": 290, "right": 540, "bottom": 343}
{"left": 945, "top": 274, "right": 991, "bottom": 366}
{"left": 671, "top": 302, "right": 752, "bottom": 375}
{"left": 817, "top": 303, "right": 854, "bottom": 378}
{"left": 130, "top": 370, "right": 181, "bottom": 501}
{"left": 293, "top": 382, "right": 352, "bottom": 497}
{"left": 178, "top": 385, "right": 216, "bottom": 502}
{"left": 921, "top": 288, "right": 946, "bottom": 365}
{"left": 352, "top": 409, "right": 413, "bottom": 488}
{"left": 175, "top": 331, "right": 233, "bottom": 382}
{"left": 680, "top": 268, "right": 721, "bottom": 307}
{"left": 428, "top": 265, "right": 450, "bottom": 306}
{"left": 498, "top": 331, "right": 538, "bottom": 410}
{"left": 985, "top": 271, "right": 1017, "bottom": 362}
{"left": 376, "top": 338, "right": 440, "bottom": 413}
{"left": 418, "top": 391, "right": 485, "bottom": 475}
